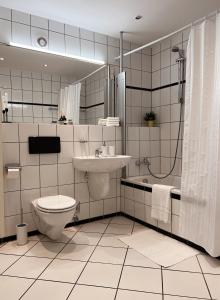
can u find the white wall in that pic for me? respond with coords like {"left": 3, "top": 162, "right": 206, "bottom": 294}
{"left": 2, "top": 123, "right": 122, "bottom": 237}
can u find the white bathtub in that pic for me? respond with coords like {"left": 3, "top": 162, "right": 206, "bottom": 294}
{"left": 124, "top": 174, "right": 181, "bottom": 196}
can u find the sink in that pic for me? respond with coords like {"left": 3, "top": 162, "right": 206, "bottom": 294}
{"left": 73, "top": 155, "right": 131, "bottom": 200}
{"left": 73, "top": 155, "right": 131, "bottom": 173}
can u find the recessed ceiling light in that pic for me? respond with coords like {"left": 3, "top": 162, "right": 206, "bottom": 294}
{"left": 0, "top": 57, "right": 4, "bottom": 61}
{"left": 135, "top": 15, "right": 143, "bottom": 20}
{"left": 43, "top": 64, "right": 48, "bottom": 67}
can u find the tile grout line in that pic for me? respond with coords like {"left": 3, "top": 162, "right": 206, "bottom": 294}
{"left": 113, "top": 217, "right": 135, "bottom": 299}
{"left": 0, "top": 240, "right": 40, "bottom": 276}
{"left": 196, "top": 255, "right": 213, "bottom": 300}
{"left": 65, "top": 216, "right": 114, "bottom": 299}
{"left": 17, "top": 226, "right": 83, "bottom": 299}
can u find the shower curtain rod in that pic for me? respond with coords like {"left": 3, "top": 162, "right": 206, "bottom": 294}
{"left": 72, "top": 64, "right": 107, "bottom": 85}
{"left": 115, "top": 9, "right": 219, "bottom": 60}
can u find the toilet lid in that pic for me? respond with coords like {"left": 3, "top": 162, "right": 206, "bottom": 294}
{"left": 36, "top": 195, "right": 76, "bottom": 212}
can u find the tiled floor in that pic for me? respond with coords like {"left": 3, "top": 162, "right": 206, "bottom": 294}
{"left": 0, "top": 215, "right": 219, "bottom": 299}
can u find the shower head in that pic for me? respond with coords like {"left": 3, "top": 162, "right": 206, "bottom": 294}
{"left": 171, "top": 46, "right": 185, "bottom": 60}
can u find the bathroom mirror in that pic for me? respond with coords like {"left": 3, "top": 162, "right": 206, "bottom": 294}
{"left": 0, "top": 43, "right": 111, "bottom": 124}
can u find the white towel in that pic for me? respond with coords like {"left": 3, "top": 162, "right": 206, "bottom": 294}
{"left": 151, "top": 184, "right": 174, "bottom": 223}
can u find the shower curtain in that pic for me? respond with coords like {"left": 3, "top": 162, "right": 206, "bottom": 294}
{"left": 180, "top": 14, "right": 220, "bottom": 257}
{"left": 58, "top": 83, "right": 81, "bottom": 124}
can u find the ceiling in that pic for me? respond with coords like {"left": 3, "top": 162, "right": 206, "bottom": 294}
{"left": 0, "top": 44, "right": 101, "bottom": 79}
{"left": 1, "top": 0, "right": 220, "bottom": 44}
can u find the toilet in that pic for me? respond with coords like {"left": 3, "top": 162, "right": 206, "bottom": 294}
{"left": 32, "top": 195, "right": 79, "bottom": 240}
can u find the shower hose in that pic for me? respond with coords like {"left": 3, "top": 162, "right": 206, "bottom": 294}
{"left": 146, "top": 101, "right": 183, "bottom": 179}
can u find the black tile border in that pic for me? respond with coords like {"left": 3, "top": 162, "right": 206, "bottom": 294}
{"left": 9, "top": 101, "right": 58, "bottom": 107}
{"left": 8, "top": 101, "right": 104, "bottom": 110}
{"left": 121, "top": 180, "right": 181, "bottom": 200}
{"left": 121, "top": 212, "right": 207, "bottom": 255}
{"left": 0, "top": 212, "right": 118, "bottom": 245}
{"left": 126, "top": 80, "right": 186, "bottom": 93}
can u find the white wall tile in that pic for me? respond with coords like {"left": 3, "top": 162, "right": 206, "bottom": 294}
{"left": 49, "top": 31, "right": 65, "bottom": 53}
{"left": 12, "top": 23, "right": 31, "bottom": 45}
{"left": 31, "top": 15, "right": 48, "bottom": 29}
{"left": 49, "top": 20, "right": 64, "bottom": 34}
{"left": 65, "top": 36, "right": 80, "bottom": 56}
{"left": 80, "top": 28, "right": 94, "bottom": 41}
{"left": 58, "top": 163, "right": 73, "bottom": 185}
{"left": 2, "top": 123, "right": 19, "bottom": 142}
{"left": 21, "top": 166, "right": 40, "bottom": 189}
{"left": 0, "top": 19, "right": 11, "bottom": 44}
{"left": 0, "top": 6, "right": 11, "bottom": 19}
{"left": 40, "top": 164, "right": 57, "bottom": 187}
{"left": 12, "top": 10, "right": 30, "bottom": 25}
{"left": 81, "top": 40, "right": 94, "bottom": 59}
{"left": 4, "top": 191, "right": 21, "bottom": 216}
{"left": 65, "top": 24, "right": 79, "bottom": 37}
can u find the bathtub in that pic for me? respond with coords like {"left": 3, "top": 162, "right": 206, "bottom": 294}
{"left": 120, "top": 174, "right": 181, "bottom": 236}
{"left": 122, "top": 175, "right": 181, "bottom": 198}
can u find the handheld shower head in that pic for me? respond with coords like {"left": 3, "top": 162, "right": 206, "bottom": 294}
{"left": 171, "top": 46, "right": 185, "bottom": 60}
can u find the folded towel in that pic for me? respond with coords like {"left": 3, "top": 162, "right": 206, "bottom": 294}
{"left": 151, "top": 184, "right": 174, "bottom": 223}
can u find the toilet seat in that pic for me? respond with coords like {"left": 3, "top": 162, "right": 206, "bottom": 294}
{"left": 36, "top": 195, "right": 76, "bottom": 213}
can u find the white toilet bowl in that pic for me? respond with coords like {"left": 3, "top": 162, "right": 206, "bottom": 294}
{"left": 32, "top": 195, "right": 79, "bottom": 240}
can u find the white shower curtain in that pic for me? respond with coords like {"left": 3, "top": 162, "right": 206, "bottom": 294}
{"left": 58, "top": 83, "right": 81, "bottom": 124}
{"left": 180, "top": 15, "right": 220, "bottom": 257}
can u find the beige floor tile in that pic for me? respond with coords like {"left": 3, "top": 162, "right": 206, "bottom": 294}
{"left": 125, "top": 248, "right": 160, "bottom": 268}
{"left": 98, "top": 234, "right": 128, "bottom": 248}
{"left": 166, "top": 256, "right": 201, "bottom": 273}
{"left": 164, "top": 296, "right": 207, "bottom": 300}
{"left": 116, "top": 289, "right": 162, "bottom": 300}
{"left": 205, "top": 274, "right": 220, "bottom": 299}
{"left": 68, "top": 284, "right": 116, "bottom": 300}
{"left": 106, "top": 224, "right": 133, "bottom": 235}
{"left": 119, "top": 266, "right": 162, "bottom": 293}
{"left": 57, "top": 244, "right": 95, "bottom": 261}
{"left": 198, "top": 254, "right": 220, "bottom": 274}
{"left": 0, "top": 275, "right": 34, "bottom": 299}
{"left": 70, "top": 232, "right": 102, "bottom": 245}
{"left": 25, "top": 241, "right": 65, "bottom": 258}
{"left": 4, "top": 256, "right": 51, "bottom": 278}
{"left": 90, "top": 246, "right": 127, "bottom": 265}
{"left": 0, "top": 240, "right": 37, "bottom": 255}
{"left": 78, "top": 262, "right": 122, "bottom": 288}
{"left": 110, "top": 216, "right": 134, "bottom": 225}
{"left": 79, "top": 222, "right": 108, "bottom": 233}
{"left": 42, "top": 231, "right": 75, "bottom": 243}
{"left": 163, "top": 269, "right": 210, "bottom": 298}
{"left": 21, "top": 279, "right": 73, "bottom": 300}
{"left": 0, "top": 253, "right": 21, "bottom": 273}
{"left": 40, "top": 259, "right": 86, "bottom": 283}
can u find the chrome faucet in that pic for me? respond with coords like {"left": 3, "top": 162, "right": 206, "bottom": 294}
{"left": 95, "top": 149, "right": 102, "bottom": 157}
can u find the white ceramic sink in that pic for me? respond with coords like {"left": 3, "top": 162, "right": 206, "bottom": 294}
{"left": 73, "top": 155, "right": 131, "bottom": 173}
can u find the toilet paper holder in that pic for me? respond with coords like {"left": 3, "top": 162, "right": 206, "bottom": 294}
{"left": 5, "top": 164, "right": 22, "bottom": 173}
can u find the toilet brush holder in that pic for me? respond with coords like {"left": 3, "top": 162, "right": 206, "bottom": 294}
{"left": 16, "top": 223, "right": 28, "bottom": 246}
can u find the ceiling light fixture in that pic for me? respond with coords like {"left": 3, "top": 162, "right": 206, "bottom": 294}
{"left": 43, "top": 64, "right": 48, "bottom": 67}
{"left": 9, "top": 42, "right": 105, "bottom": 65}
{"left": 135, "top": 15, "right": 143, "bottom": 20}
{"left": 0, "top": 57, "right": 4, "bottom": 61}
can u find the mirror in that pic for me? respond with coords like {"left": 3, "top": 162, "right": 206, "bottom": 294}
{"left": 0, "top": 44, "right": 110, "bottom": 124}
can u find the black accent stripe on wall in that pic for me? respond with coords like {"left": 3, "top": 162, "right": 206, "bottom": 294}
{"left": 9, "top": 101, "right": 104, "bottom": 110}
{"left": 126, "top": 85, "right": 151, "bottom": 92}
{"left": 126, "top": 80, "right": 186, "bottom": 93}
{"left": 121, "top": 179, "right": 181, "bottom": 200}
{"left": 80, "top": 102, "right": 104, "bottom": 109}
{"left": 9, "top": 101, "right": 58, "bottom": 107}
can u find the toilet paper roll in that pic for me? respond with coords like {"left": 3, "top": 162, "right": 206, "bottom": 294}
{"left": 7, "top": 168, "right": 20, "bottom": 179}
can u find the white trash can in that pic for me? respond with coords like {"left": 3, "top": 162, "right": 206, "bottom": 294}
{"left": 16, "top": 223, "right": 28, "bottom": 246}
